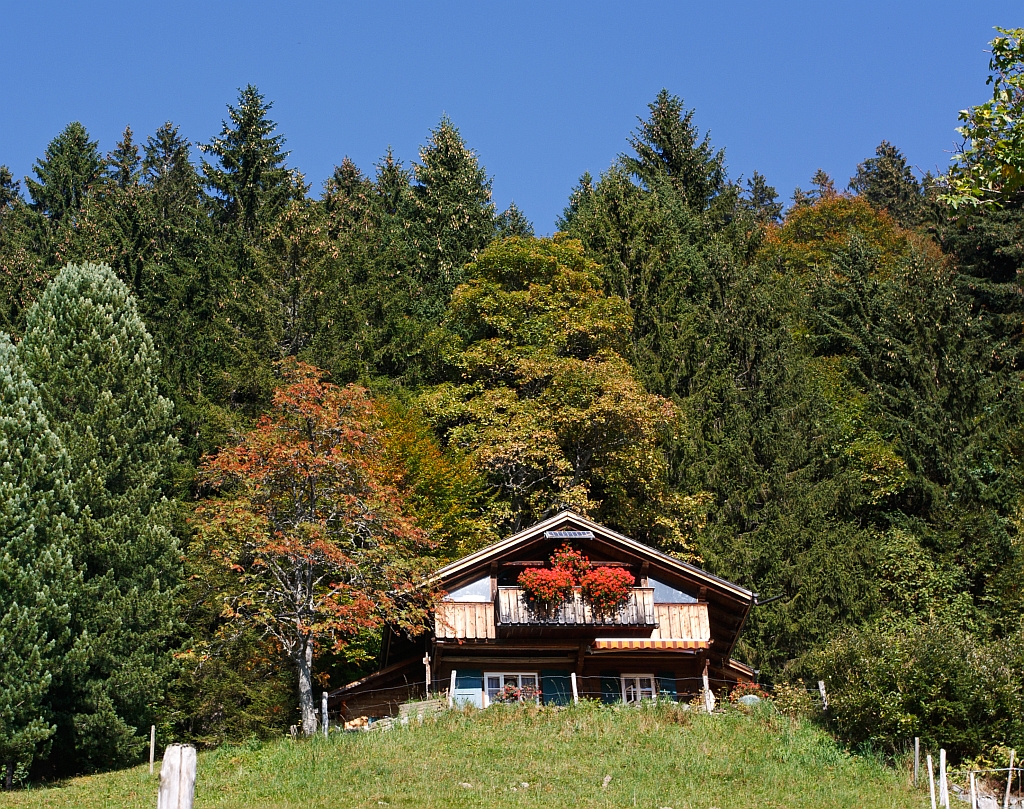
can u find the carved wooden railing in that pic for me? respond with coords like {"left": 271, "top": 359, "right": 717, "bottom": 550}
{"left": 496, "top": 587, "right": 656, "bottom": 627}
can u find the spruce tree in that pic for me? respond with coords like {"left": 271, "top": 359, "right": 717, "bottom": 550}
{"left": 623, "top": 89, "right": 726, "bottom": 210}
{"left": 412, "top": 116, "right": 495, "bottom": 313}
{"left": 849, "top": 141, "right": 924, "bottom": 226}
{"left": 0, "top": 334, "right": 75, "bottom": 784}
{"left": 105, "top": 126, "right": 141, "bottom": 189}
{"left": 25, "top": 122, "right": 103, "bottom": 225}
{"left": 18, "top": 263, "right": 181, "bottom": 772}
{"left": 200, "top": 85, "right": 304, "bottom": 236}
{"left": 495, "top": 201, "right": 534, "bottom": 238}
{"left": 0, "top": 167, "right": 20, "bottom": 213}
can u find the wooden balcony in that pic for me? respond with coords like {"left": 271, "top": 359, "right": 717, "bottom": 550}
{"left": 495, "top": 587, "right": 656, "bottom": 636}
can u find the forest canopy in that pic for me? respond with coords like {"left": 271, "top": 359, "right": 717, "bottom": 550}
{"left": 3, "top": 29, "right": 1024, "bottom": 780}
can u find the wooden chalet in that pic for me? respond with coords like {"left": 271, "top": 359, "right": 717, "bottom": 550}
{"left": 328, "top": 511, "right": 756, "bottom": 720}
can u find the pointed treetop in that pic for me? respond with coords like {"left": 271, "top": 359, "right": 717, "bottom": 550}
{"left": 496, "top": 201, "right": 535, "bottom": 239}
{"left": 741, "top": 171, "right": 783, "bottom": 224}
{"left": 0, "top": 165, "right": 21, "bottom": 212}
{"left": 143, "top": 122, "right": 193, "bottom": 186}
{"left": 105, "top": 126, "right": 141, "bottom": 189}
{"left": 200, "top": 84, "right": 305, "bottom": 234}
{"left": 849, "top": 141, "right": 924, "bottom": 226}
{"left": 623, "top": 89, "right": 726, "bottom": 210}
{"left": 25, "top": 121, "right": 103, "bottom": 224}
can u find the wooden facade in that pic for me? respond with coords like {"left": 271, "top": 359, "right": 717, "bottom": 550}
{"left": 329, "top": 511, "right": 756, "bottom": 720}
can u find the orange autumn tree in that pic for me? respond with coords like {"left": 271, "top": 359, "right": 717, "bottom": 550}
{"left": 195, "top": 360, "right": 435, "bottom": 735}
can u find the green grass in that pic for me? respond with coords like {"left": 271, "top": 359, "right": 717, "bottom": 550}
{"left": 1, "top": 701, "right": 927, "bottom": 809}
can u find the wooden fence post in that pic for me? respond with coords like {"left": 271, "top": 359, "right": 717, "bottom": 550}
{"left": 915, "top": 737, "right": 920, "bottom": 788}
{"left": 448, "top": 670, "right": 457, "bottom": 708}
{"left": 970, "top": 771, "right": 978, "bottom": 809}
{"left": 150, "top": 725, "right": 156, "bottom": 775}
{"left": 321, "top": 692, "right": 329, "bottom": 739}
{"left": 157, "top": 744, "right": 196, "bottom": 809}
{"left": 423, "top": 654, "right": 431, "bottom": 694}
{"left": 818, "top": 680, "right": 828, "bottom": 711}
{"left": 4, "top": 761, "right": 12, "bottom": 791}
{"left": 940, "top": 749, "right": 948, "bottom": 809}
{"left": 702, "top": 663, "right": 715, "bottom": 713}
{"left": 928, "top": 754, "right": 937, "bottom": 809}
{"left": 570, "top": 672, "right": 579, "bottom": 704}
{"left": 1006, "top": 749, "right": 1016, "bottom": 809}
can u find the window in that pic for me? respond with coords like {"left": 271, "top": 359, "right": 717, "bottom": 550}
{"left": 621, "top": 674, "right": 656, "bottom": 704}
{"left": 484, "top": 672, "right": 539, "bottom": 706}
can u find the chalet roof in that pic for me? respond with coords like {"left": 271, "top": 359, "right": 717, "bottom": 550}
{"left": 432, "top": 510, "right": 756, "bottom": 603}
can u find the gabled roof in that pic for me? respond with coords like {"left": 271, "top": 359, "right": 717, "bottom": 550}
{"left": 433, "top": 510, "right": 756, "bottom": 603}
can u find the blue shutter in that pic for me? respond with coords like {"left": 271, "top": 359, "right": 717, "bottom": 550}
{"left": 657, "top": 672, "right": 678, "bottom": 701}
{"left": 453, "top": 669, "right": 483, "bottom": 708}
{"left": 600, "top": 670, "right": 620, "bottom": 704}
{"left": 540, "top": 669, "right": 571, "bottom": 706}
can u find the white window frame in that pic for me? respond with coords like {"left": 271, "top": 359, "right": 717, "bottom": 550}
{"left": 483, "top": 672, "right": 540, "bottom": 707}
{"left": 621, "top": 673, "right": 657, "bottom": 704}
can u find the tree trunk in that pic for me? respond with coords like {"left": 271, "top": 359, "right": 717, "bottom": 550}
{"left": 295, "top": 640, "right": 317, "bottom": 736}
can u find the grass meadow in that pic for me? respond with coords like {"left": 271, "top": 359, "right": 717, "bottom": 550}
{"left": 0, "top": 701, "right": 928, "bottom": 809}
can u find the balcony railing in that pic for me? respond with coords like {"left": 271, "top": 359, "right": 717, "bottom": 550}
{"left": 496, "top": 586, "right": 656, "bottom": 628}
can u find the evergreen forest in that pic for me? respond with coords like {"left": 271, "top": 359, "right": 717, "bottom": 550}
{"left": 2, "top": 29, "right": 1024, "bottom": 783}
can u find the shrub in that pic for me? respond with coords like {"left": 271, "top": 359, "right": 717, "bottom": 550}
{"left": 580, "top": 566, "right": 635, "bottom": 615}
{"left": 809, "top": 619, "right": 1024, "bottom": 760}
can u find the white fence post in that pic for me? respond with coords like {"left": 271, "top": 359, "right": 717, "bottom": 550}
{"left": 448, "top": 670, "right": 457, "bottom": 708}
{"left": 570, "top": 672, "right": 579, "bottom": 704}
{"left": 940, "top": 749, "right": 948, "bottom": 809}
{"left": 321, "top": 692, "right": 329, "bottom": 739}
{"left": 1006, "top": 750, "right": 1016, "bottom": 809}
{"left": 928, "top": 754, "right": 937, "bottom": 809}
{"left": 157, "top": 744, "right": 196, "bottom": 809}
{"left": 149, "top": 725, "right": 156, "bottom": 775}
{"left": 818, "top": 680, "right": 828, "bottom": 711}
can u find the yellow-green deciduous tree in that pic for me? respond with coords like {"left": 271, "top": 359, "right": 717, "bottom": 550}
{"left": 421, "top": 236, "right": 696, "bottom": 554}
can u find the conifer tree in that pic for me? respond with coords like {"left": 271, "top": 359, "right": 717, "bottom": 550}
{"left": 412, "top": 116, "right": 495, "bottom": 313}
{"left": 18, "top": 262, "right": 181, "bottom": 772}
{"left": 105, "top": 126, "right": 141, "bottom": 189}
{"left": 0, "top": 167, "right": 20, "bottom": 213}
{"left": 495, "top": 201, "right": 534, "bottom": 238}
{"left": 201, "top": 85, "right": 304, "bottom": 236}
{"left": 0, "top": 334, "right": 75, "bottom": 785}
{"left": 25, "top": 122, "right": 103, "bottom": 225}
{"left": 849, "top": 141, "right": 923, "bottom": 226}
{"left": 623, "top": 89, "right": 726, "bottom": 210}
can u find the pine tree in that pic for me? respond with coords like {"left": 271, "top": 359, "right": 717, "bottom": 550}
{"left": 18, "top": 263, "right": 181, "bottom": 773}
{"left": 412, "top": 116, "right": 495, "bottom": 312}
{"left": 24, "top": 122, "right": 103, "bottom": 225}
{"left": 200, "top": 85, "right": 304, "bottom": 236}
{"left": 0, "top": 334, "right": 75, "bottom": 784}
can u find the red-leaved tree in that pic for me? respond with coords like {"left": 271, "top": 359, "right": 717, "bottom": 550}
{"left": 195, "top": 361, "right": 436, "bottom": 734}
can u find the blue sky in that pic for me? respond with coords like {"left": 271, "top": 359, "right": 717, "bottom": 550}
{"left": 1, "top": 1, "right": 1018, "bottom": 233}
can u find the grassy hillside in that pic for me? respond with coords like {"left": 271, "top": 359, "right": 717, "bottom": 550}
{"left": 2, "top": 702, "right": 927, "bottom": 809}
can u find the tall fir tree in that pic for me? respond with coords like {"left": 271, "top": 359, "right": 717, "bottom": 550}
{"left": 0, "top": 334, "right": 76, "bottom": 785}
{"left": 849, "top": 141, "right": 924, "bottom": 226}
{"left": 412, "top": 116, "right": 495, "bottom": 317}
{"left": 24, "top": 122, "right": 103, "bottom": 226}
{"left": 104, "top": 126, "right": 141, "bottom": 190}
{"left": 18, "top": 263, "right": 181, "bottom": 773}
{"left": 200, "top": 85, "right": 305, "bottom": 236}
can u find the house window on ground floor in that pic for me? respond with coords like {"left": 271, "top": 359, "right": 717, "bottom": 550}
{"left": 621, "top": 674, "right": 657, "bottom": 704}
{"left": 484, "top": 672, "right": 539, "bottom": 706}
